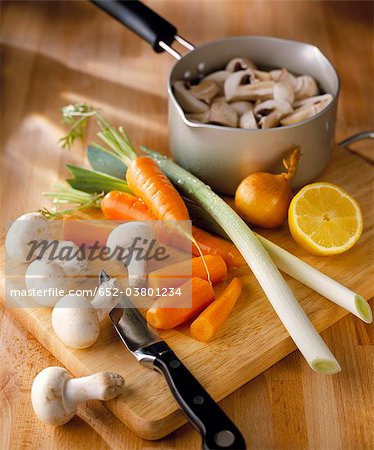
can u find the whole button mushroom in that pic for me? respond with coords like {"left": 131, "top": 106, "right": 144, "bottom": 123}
{"left": 106, "top": 222, "right": 156, "bottom": 288}
{"left": 25, "top": 259, "right": 71, "bottom": 307}
{"left": 42, "top": 240, "right": 89, "bottom": 278}
{"left": 31, "top": 367, "right": 124, "bottom": 425}
{"left": 52, "top": 294, "right": 100, "bottom": 349}
{"left": 5, "top": 212, "right": 51, "bottom": 263}
{"left": 24, "top": 239, "right": 89, "bottom": 307}
{"left": 52, "top": 279, "right": 118, "bottom": 349}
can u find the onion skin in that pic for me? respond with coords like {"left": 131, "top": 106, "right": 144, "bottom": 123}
{"left": 235, "top": 173, "right": 292, "bottom": 228}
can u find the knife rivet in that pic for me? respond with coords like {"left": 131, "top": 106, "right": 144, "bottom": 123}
{"left": 214, "top": 430, "right": 235, "bottom": 447}
{"left": 169, "top": 360, "right": 180, "bottom": 369}
{"left": 193, "top": 395, "right": 204, "bottom": 405}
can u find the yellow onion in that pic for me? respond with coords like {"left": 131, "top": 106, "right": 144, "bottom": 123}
{"left": 235, "top": 147, "right": 300, "bottom": 228}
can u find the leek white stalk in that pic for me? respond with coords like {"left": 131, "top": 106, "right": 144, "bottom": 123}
{"left": 255, "top": 235, "right": 372, "bottom": 323}
{"left": 144, "top": 149, "right": 341, "bottom": 374}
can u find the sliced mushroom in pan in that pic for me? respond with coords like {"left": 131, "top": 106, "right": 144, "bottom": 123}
{"left": 240, "top": 109, "right": 258, "bottom": 129}
{"left": 187, "top": 101, "right": 238, "bottom": 127}
{"left": 254, "top": 99, "right": 293, "bottom": 128}
{"left": 189, "top": 80, "right": 219, "bottom": 104}
{"left": 226, "top": 57, "right": 256, "bottom": 72}
{"left": 174, "top": 81, "right": 209, "bottom": 113}
{"left": 273, "top": 82, "right": 295, "bottom": 104}
{"left": 174, "top": 58, "right": 332, "bottom": 129}
{"left": 224, "top": 70, "right": 274, "bottom": 102}
{"left": 293, "top": 75, "right": 319, "bottom": 100}
{"left": 293, "top": 93, "right": 333, "bottom": 110}
{"left": 230, "top": 101, "right": 255, "bottom": 116}
{"left": 281, "top": 99, "right": 330, "bottom": 126}
{"left": 204, "top": 70, "right": 231, "bottom": 95}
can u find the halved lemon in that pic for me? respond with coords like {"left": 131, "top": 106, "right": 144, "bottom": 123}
{"left": 288, "top": 182, "right": 363, "bottom": 255}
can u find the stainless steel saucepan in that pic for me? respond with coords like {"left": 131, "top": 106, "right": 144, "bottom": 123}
{"left": 92, "top": 0, "right": 340, "bottom": 194}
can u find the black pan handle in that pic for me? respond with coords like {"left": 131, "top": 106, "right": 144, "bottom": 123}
{"left": 91, "top": 0, "right": 177, "bottom": 53}
{"left": 145, "top": 342, "right": 247, "bottom": 450}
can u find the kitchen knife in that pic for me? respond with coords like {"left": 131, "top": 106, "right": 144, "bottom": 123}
{"left": 100, "top": 269, "right": 247, "bottom": 450}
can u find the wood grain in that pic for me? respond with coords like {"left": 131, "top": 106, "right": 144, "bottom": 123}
{"left": 1, "top": 0, "right": 373, "bottom": 449}
{"left": 1, "top": 143, "right": 373, "bottom": 442}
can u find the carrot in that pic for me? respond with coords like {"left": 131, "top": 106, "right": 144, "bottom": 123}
{"left": 148, "top": 255, "right": 227, "bottom": 290}
{"left": 126, "top": 157, "right": 190, "bottom": 222}
{"left": 63, "top": 218, "right": 113, "bottom": 247}
{"left": 62, "top": 192, "right": 245, "bottom": 267}
{"left": 190, "top": 278, "right": 243, "bottom": 342}
{"left": 126, "top": 157, "right": 215, "bottom": 283}
{"left": 191, "top": 226, "right": 245, "bottom": 268}
{"left": 146, "top": 277, "right": 215, "bottom": 330}
{"left": 100, "top": 191, "right": 245, "bottom": 267}
{"left": 101, "top": 191, "right": 154, "bottom": 221}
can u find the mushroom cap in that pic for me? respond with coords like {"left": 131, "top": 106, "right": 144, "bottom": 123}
{"left": 5, "top": 212, "right": 50, "bottom": 262}
{"left": 25, "top": 259, "right": 70, "bottom": 307}
{"left": 106, "top": 222, "right": 156, "bottom": 266}
{"left": 43, "top": 240, "right": 89, "bottom": 278}
{"left": 52, "top": 295, "right": 100, "bottom": 349}
{"left": 31, "top": 367, "right": 74, "bottom": 426}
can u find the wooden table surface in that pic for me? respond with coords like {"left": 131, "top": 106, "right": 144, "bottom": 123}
{"left": 1, "top": 1, "right": 373, "bottom": 449}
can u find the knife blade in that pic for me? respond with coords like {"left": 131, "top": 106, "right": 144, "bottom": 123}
{"left": 100, "top": 269, "right": 247, "bottom": 450}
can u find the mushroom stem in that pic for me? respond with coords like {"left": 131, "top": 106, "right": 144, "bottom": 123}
{"left": 91, "top": 278, "right": 119, "bottom": 322}
{"left": 31, "top": 367, "right": 125, "bottom": 425}
{"left": 64, "top": 372, "right": 124, "bottom": 408}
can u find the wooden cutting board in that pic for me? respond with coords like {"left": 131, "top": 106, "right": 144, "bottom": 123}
{"left": 0, "top": 146, "right": 373, "bottom": 440}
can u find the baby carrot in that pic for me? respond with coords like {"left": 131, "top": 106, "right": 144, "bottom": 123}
{"left": 148, "top": 255, "right": 227, "bottom": 290}
{"left": 146, "top": 278, "right": 215, "bottom": 330}
{"left": 190, "top": 278, "right": 243, "bottom": 342}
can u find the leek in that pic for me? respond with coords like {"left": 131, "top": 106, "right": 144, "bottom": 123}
{"left": 143, "top": 149, "right": 341, "bottom": 374}
{"left": 256, "top": 236, "right": 372, "bottom": 323}
{"left": 58, "top": 103, "right": 354, "bottom": 373}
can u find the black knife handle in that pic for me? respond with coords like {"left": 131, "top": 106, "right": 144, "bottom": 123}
{"left": 146, "top": 342, "right": 247, "bottom": 449}
{"left": 91, "top": 0, "right": 177, "bottom": 53}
